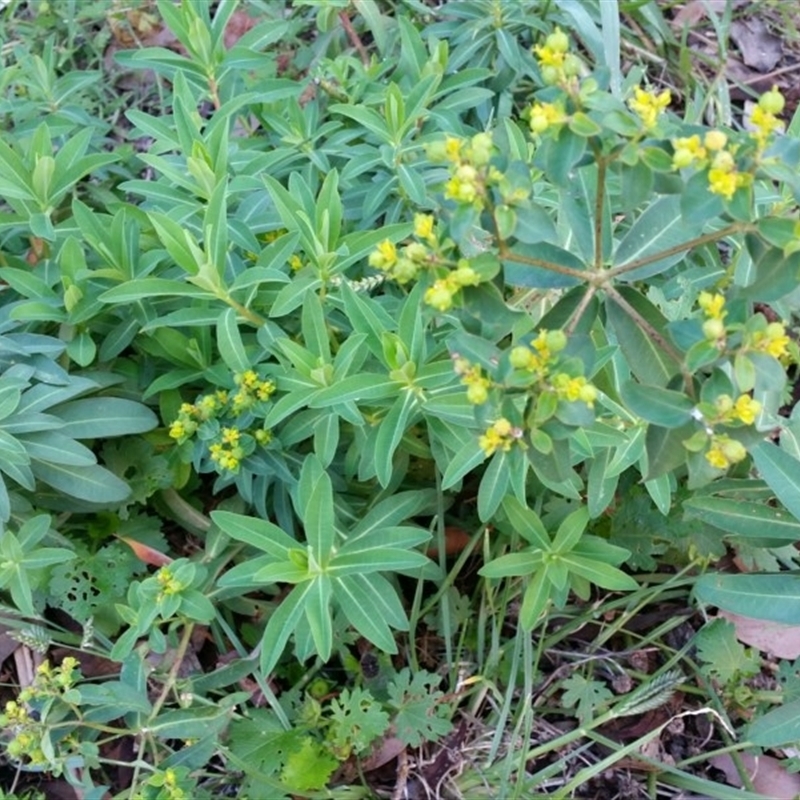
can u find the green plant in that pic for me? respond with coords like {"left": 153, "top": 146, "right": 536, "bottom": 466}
{"left": 3, "top": 1, "right": 800, "bottom": 796}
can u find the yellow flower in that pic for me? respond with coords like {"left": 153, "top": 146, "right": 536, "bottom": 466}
{"left": 698, "top": 291, "right": 726, "bottom": 320}
{"left": 751, "top": 321, "right": 791, "bottom": 359}
{"left": 479, "top": 418, "right": 515, "bottom": 457}
{"left": 552, "top": 373, "right": 595, "bottom": 405}
{"left": 733, "top": 394, "right": 761, "bottom": 425}
{"left": 289, "top": 254, "right": 303, "bottom": 271}
{"left": 414, "top": 213, "right": 435, "bottom": 241}
{"left": 221, "top": 427, "right": 240, "bottom": 445}
{"left": 529, "top": 101, "right": 566, "bottom": 134}
{"left": 628, "top": 87, "right": 671, "bottom": 130}
{"left": 460, "top": 364, "right": 492, "bottom": 404}
{"left": 708, "top": 167, "right": 740, "bottom": 200}
{"left": 256, "top": 379, "right": 276, "bottom": 400}
{"left": 368, "top": 239, "right": 398, "bottom": 270}
{"left": 424, "top": 279, "right": 456, "bottom": 311}
{"left": 704, "top": 130, "right": 728, "bottom": 151}
{"left": 705, "top": 443, "right": 730, "bottom": 470}
{"left": 705, "top": 435, "right": 747, "bottom": 470}
{"left": 672, "top": 134, "right": 706, "bottom": 169}
{"left": 444, "top": 136, "right": 463, "bottom": 163}
{"left": 533, "top": 42, "right": 566, "bottom": 69}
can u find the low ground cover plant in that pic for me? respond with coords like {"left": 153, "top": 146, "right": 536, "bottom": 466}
{"left": 3, "top": 0, "right": 800, "bottom": 796}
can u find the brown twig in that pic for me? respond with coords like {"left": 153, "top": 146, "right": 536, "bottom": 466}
{"left": 339, "top": 11, "right": 370, "bottom": 66}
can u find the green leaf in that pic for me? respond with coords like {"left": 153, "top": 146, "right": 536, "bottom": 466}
{"left": 304, "top": 576, "right": 333, "bottom": 661}
{"left": 375, "top": 389, "right": 418, "bottom": 487}
{"left": 693, "top": 619, "right": 760, "bottom": 684}
{"left": 606, "top": 288, "right": 681, "bottom": 386}
{"left": 559, "top": 554, "right": 638, "bottom": 590}
{"left": 53, "top": 398, "right": 158, "bottom": 438}
{"left": 519, "top": 569, "right": 551, "bottom": 629}
{"left": 748, "top": 699, "right": 800, "bottom": 746}
{"left": 479, "top": 552, "right": 544, "bottom": 579}
{"left": 336, "top": 573, "right": 403, "bottom": 653}
{"left": 615, "top": 195, "right": 699, "bottom": 281}
{"left": 560, "top": 673, "right": 614, "bottom": 724}
{"left": 308, "top": 374, "right": 400, "bottom": 407}
{"left": 620, "top": 381, "right": 693, "bottom": 427}
{"left": 216, "top": 308, "right": 250, "bottom": 373}
{"left": 260, "top": 582, "right": 315, "bottom": 675}
{"left": 211, "top": 511, "right": 296, "bottom": 560}
{"left": 684, "top": 496, "right": 800, "bottom": 541}
{"left": 296, "top": 455, "right": 335, "bottom": 558}
{"left": 100, "top": 279, "right": 213, "bottom": 304}
{"left": 477, "top": 451, "right": 510, "bottom": 521}
{"left": 694, "top": 574, "right": 800, "bottom": 624}
{"left": 30, "top": 462, "right": 130, "bottom": 503}
{"left": 502, "top": 241, "right": 585, "bottom": 289}
{"left": 751, "top": 441, "right": 800, "bottom": 523}
{"left": 501, "top": 496, "right": 549, "bottom": 549}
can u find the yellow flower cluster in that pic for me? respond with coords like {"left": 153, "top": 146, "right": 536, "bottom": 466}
{"left": 698, "top": 291, "right": 727, "bottom": 341}
{"left": 232, "top": 369, "right": 275, "bottom": 413}
{"left": 453, "top": 357, "right": 492, "bottom": 405}
{"left": 532, "top": 27, "right": 581, "bottom": 85}
{"left": 368, "top": 217, "right": 437, "bottom": 286}
{"left": 551, "top": 373, "right": 598, "bottom": 407}
{"left": 1, "top": 657, "right": 82, "bottom": 765}
{"left": 707, "top": 149, "right": 749, "bottom": 200}
{"left": 528, "top": 101, "right": 567, "bottom": 135}
{"left": 750, "top": 87, "right": 785, "bottom": 150}
{"left": 509, "top": 329, "right": 566, "bottom": 377}
{"left": 747, "top": 321, "right": 791, "bottom": 360}
{"left": 426, "top": 131, "right": 497, "bottom": 208}
{"left": 627, "top": 86, "right": 671, "bottom": 130}
{"left": 168, "top": 372, "right": 276, "bottom": 474}
{"left": 209, "top": 440, "right": 243, "bottom": 472}
{"left": 705, "top": 434, "right": 747, "bottom": 470}
{"left": 289, "top": 254, "right": 304, "bottom": 271}
{"left": 156, "top": 566, "right": 185, "bottom": 597}
{"left": 479, "top": 417, "right": 522, "bottom": 457}
{"left": 713, "top": 393, "right": 762, "bottom": 426}
{"left": 423, "top": 262, "right": 480, "bottom": 312}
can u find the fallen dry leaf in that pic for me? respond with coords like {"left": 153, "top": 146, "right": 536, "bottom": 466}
{"left": 719, "top": 611, "right": 800, "bottom": 659}
{"left": 711, "top": 752, "right": 800, "bottom": 800}
{"left": 730, "top": 17, "right": 783, "bottom": 73}
{"left": 117, "top": 535, "right": 173, "bottom": 567}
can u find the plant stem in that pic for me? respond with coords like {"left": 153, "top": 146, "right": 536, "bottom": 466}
{"left": 498, "top": 246, "right": 586, "bottom": 280}
{"left": 149, "top": 622, "right": 195, "bottom": 720}
{"left": 593, "top": 155, "right": 607, "bottom": 271}
{"left": 565, "top": 286, "right": 598, "bottom": 335}
{"left": 604, "top": 284, "right": 695, "bottom": 396}
{"left": 605, "top": 223, "right": 751, "bottom": 280}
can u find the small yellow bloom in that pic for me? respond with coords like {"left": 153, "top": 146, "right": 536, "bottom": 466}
{"left": 733, "top": 394, "right": 761, "bottom": 425}
{"left": 708, "top": 167, "right": 740, "bottom": 200}
{"left": 444, "top": 136, "right": 463, "bottom": 163}
{"left": 529, "top": 101, "right": 566, "bottom": 134}
{"left": 479, "top": 418, "right": 519, "bottom": 457}
{"left": 698, "top": 291, "right": 726, "bottom": 320}
{"left": 413, "top": 214, "right": 435, "bottom": 241}
{"left": 368, "top": 239, "right": 398, "bottom": 270}
{"left": 221, "top": 427, "right": 240, "bottom": 445}
{"left": 424, "top": 279, "right": 455, "bottom": 311}
{"left": 672, "top": 134, "right": 706, "bottom": 169}
{"left": 289, "top": 254, "right": 303, "bottom": 271}
{"left": 628, "top": 87, "right": 671, "bottom": 130}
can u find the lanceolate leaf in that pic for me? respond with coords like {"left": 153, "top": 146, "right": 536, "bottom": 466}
{"left": 751, "top": 441, "right": 800, "bottom": 523}
{"left": 694, "top": 574, "right": 800, "bottom": 624}
{"left": 684, "top": 495, "right": 800, "bottom": 540}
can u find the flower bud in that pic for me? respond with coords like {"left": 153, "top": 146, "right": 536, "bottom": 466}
{"left": 509, "top": 346, "right": 532, "bottom": 369}
{"left": 546, "top": 27, "right": 569, "bottom": 54}
{"left": 702, "top": 318, "right": 725, "bottom": 340}
{"left": 759, "top": 87, "right": 785, "bottom": 115}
